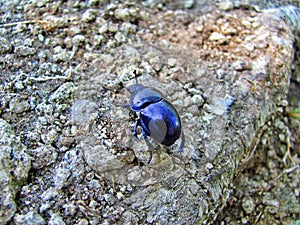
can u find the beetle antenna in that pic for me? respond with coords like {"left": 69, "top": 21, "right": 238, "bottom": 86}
{"left": 133, "top": 70, "right": 139, "bottom": 84}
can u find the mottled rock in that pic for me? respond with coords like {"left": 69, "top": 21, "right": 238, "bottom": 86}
{"left": 242, "top": 197, "right": 255, "bottom": 214}
{"left": 53, "top": 149, "right": 85, "bottom": 189}
{"left": 52, "top": 49, "right": 70, "bottom": 63}
{"left": 0, "top": 37, "right": 12, "bottom": 54}
{"left": 70, "top": 99, "right": 98, "bottom": 126}
{"left": 184, "top": 0, "right": 194, "bottom": 9}
{"left": 82, "top": 9, "right": 97, "bottom": 22}
{"left": 217, "top": 0, "right": 234, "bottom": 11}
{"left": 167, "top": 57, "right": 177, "bottom": 67}
{"left": 83, "top": 139, "right": 130, "bottom": 173}
{"left": 120, "top": 22, "right": 137, "bottom": 35}
{"left": 29, "top": 145, "right": 58, "bottom": 169}
{"left": 0, "top": 1, "right": 298, "bottom": 225}
{"left": 23, "top": 211, "right": 46, "bottom": 225}
{"left": 49, "top": 213, "right": 65, "bottom": 225}
{"left": 9, "top": 98, "right": 30, "bottom": 114}
{"left": 208, "top": 32, "right": 228, "bottom": 44}
{"left": 114, "top": 8, "right": 130, "bottom": 21}
{"left": 0, "top": 119, "right": 31, "bottom": 224}
{"left": 48, "top": 82, "right": 75, "bottom": 104}
{"left": 14, "top": 45, "right": 36, "bottom": 56}
{"left": 72, "top": 34, "right": 86, "bottom": 47}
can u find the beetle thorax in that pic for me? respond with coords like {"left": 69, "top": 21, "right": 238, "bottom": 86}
{"left": 129, "top": 85, "right": 163, "bottom": 111}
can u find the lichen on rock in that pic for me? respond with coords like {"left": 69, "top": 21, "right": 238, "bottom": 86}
{"left": 0, "top": 119, "right": 31, "bottom": 224}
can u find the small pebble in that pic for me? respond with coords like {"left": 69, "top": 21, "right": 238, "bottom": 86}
{"left": 114, "top": 8, "right": 130, "bottom": 21}
{"left": 232, "top": 60, "right": 251, "bottom": 71}
{"left": 209, "top": 32, "right": 227, "bottom": 44}
{"left": 24, "top": 211, "right": 46, "bottom": 225}
{"left": 242, "top": 197, "right": 255, "bottom": 214}
{"left": 14, "top": 46, "right": 36, "bottom": 56}
{"left": 184, "top": 0, "right": 194, "bottom": 9}
{"left": 0, "top": 37, "right": 12, "bottom": 54}
{"left": 53, "top": 49, "right": 70, "bottom": 62}
{"left": 167, "top": 58, "right": 177, "bottom": 67}
{"left": 215, "top": 69, "right": 225, "bottom": 80}
{"left": 217, "top": 1, "right": 233, "bottom": 11}
{"left": 49, "top": 213, "right": 65, "bottom": 225}
{"left": 191, "top": 94, "right": 205, "bottom": 105}
{"left": 82, "top": 9, "right": 97, "bottom": 22}
{"left": 72, "top": 34, "right": 85, "bottom": 47}
{"left": 104, "top": 194, "right": 116, "bottom": 205}
{"left": 14, "top": 81, "right": 24, "bottom": 90}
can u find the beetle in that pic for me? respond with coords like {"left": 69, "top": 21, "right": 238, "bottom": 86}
{"left": 126, "top": 73, "right": 184, "bottom": 162}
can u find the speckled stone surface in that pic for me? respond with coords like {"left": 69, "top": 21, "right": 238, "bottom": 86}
{"left": 0, "top": 1, "right": 299, "bottom": 224}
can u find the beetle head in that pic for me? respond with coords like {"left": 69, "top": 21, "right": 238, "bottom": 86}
{"left": 128, "top": 84, "right": 163, "bottom": 111}
{"left": 127, "top": 83, "right": 145, "bottom": 95}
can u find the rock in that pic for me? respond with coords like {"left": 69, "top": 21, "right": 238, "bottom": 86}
{"left": 70, "top": 100, "right": 98, "bottom": 126}
{"left": 23, "top": 211, "right": 46, "bottom": 225}
{"left": 0, "top": 119, "right": 31, "bottom": 224}
{"left": 232, "top": 60, "right": 251, "bottom": 71}
{"left": 53, "top": 149, "right": 85, "bottom": 189}
{"left": 242, "top": 197, "right": 255, "bottom": 214}
{"left": 114, "top": 8, "right": 130, "bottom": 21}
{"left": 0, "top": 187, "right": 16, "bottom": 225}
{"left": 120, "top": 22, "right": 137, "bottom": 35}
{"left": 49, "top": 213, "right": 65, "bottom": 225}
{"left": 217, "top": 0, "right": 234, "bottom": 11}
{"left": 167, "top": 57, "right": 177, "bottom": 67}
{"left": 103, "top": 193, "right": 116, "bottom": 205}
{"left": 82, "top": 9, "right": 97, "bottom": 22}
{"left": 191, "top": 94, "right": 205, "bottom": 105}
{"left": 82, "top": 139, "right": 130, "bottom": 173}
{"left": 184, "top": 0, "right": 194, "bottom": 9}
{"left": 14, "top": 45, "right": 36, "bottom": 56}
{"left": 48, "top": 82, "right": 75, "bottom": 104}
{"left": 0, "top": 37, "right": 12, "bottom": 54}
{"left": 72, "top": 34, "right": 86, "bottom": 47}
{"left": 208, "top": 32, "right": 228, "bottom": 44}
{"left": 9, "top": 98, "right": 31, "bottom": 114}
{"left": 88, "top": 0, "right": 100, "bottom": 7}
{"left": 29, "top": 145, "right": 58, "bottom": 169}
{"left": 52, "top": 49, "right": 70, "bottom": 62}
{"left": 0, "top": 1, "right": 298, "bottom": 225}
{"left": 215, "top": 68, "right": 225, "bottom": 80}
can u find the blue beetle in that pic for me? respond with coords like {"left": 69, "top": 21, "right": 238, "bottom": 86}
{"left": 126, "top": 74, "right": 184, "bottom": 162}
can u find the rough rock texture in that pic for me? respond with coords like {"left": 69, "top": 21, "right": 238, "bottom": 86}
{"left": 0, "top": 1, "right": 299, "bottom": 225}
{"left": 0, "top": 119, "right": 31, "bottom": 224}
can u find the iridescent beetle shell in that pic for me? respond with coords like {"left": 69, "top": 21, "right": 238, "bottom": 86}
{"left": 127, "top": 79, "right": 183, "bottom": 148}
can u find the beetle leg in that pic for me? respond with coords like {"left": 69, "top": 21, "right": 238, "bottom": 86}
{"left": 133, "top": 119, "right": 140, "bottom": 138}
{"left": 141, "top": 127, "right": 148, "bottom": 140}
{"left": 140, "top": 128, "right": 156, "bottom": 163}
{"left": 133, "top": 119, "right": 155, "bottom": 164}
{"left": 144, "top": 138, "right": 154, "bottom": 164}
{"left": 178, "top": 130, "right": 185, "bottom": 152}
{"left": 147, "top": 147, "right": 153, "bottom": 164}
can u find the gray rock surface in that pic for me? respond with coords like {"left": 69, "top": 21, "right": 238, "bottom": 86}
{"left": 0, "top": 119, "right": 31, "bottom": 224}
{"left": 0, "top": 1, "right": 299, "bottom": 224}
